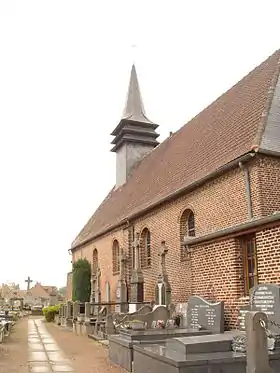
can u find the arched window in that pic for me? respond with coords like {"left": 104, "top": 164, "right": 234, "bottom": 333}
{"left": 180, "top": 209, "right": 196, "bottom": 243}
{"left": 140, "top": 228, "right": 151, "bottom": 268}
{"left": 187, "top": 211, "right": 195, "bottom": 237}
{"left": 112, "top": 240, "right": 120, "bottom": 274}
{"left": 92, "top": 248, "right": 98, "bottom": 275}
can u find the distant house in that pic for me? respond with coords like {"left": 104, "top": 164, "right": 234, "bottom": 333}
{"left": 24, "top": 283, "right": 59, "bottom": 307}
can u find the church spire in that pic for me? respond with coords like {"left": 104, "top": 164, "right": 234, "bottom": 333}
{"left": 111, "top": 64, "right": 160, "bottom": 188}
{"left": 121, "top": 64, "right": 152, "bottom": 124}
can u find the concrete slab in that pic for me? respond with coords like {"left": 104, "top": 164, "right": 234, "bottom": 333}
{"left": 29, "top": 363, "right": 52, "bottom": 372}
{"left": 29, "top": 351, "right": 48, "bottom": 362}
{"left": 28, "top": 343, "right": 45, "bottom": 351}
{"left": 52, "top": 365, "right": 75, "bottom": 372}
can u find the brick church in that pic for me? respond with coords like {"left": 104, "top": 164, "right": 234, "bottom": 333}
{"left": 67, "top": 49, "right": 280, "bottom": 329}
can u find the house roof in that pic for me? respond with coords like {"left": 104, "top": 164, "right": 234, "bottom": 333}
{"left": 71, "top": 49, "right": 280, "bottom": 249}
{"left": 29, "top": 283, "right": 50, "bottom": 299}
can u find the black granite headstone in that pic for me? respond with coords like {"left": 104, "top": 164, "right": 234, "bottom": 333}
{"left": 250, "top": 284, "right": 280, "bottom": 334}
{"left": 187, "top": 295, "right": 224, "bottom": 333}
{"left": 238, "top": 305, "right": 251, "bottom": 331}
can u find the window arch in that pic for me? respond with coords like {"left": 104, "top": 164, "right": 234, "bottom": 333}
{"left": 140, "top": 228, "right": 151, "bottom": 268}
{"left": 92, "top": 248, "right": 98, "bottom": 275}
{"left": 112, "top": 240, "right": 120, "bottom": 274}
{"left": 180, "top": 209, "right": 196, "bottom": 242}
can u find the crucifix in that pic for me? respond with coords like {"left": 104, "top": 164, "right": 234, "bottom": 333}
{"left": 132, "top": 232, "right": 141, "bottom": 270}
{"left": 120, "top": 253, "right": 127, "bottom": 281}
{"left": 96, "top": 266, "right": 101, "bottom": 291}
{"left": 25, "top": 276, "right": 33, "bottom": 291}
{"left": 158, "top": 241, "right": 168, "bottom": 274}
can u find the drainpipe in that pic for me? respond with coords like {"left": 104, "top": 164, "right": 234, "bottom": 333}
{"left": 239, "top": 155, "right": 255, "bottom": 220}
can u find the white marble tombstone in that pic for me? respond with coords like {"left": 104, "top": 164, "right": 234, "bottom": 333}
{"left": 105, "top": 281, "right": 111, "bottom": 303}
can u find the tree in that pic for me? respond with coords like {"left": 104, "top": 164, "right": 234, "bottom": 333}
{"left": 72, "top": 259, "right": 91, "bottom": 302}
{"left": 58, "top": 286, "right": 66, "bottom": 296}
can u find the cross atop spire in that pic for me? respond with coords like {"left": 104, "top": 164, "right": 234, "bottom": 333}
{"left": 121, "top": 65, "right": 152, "bottom": 124}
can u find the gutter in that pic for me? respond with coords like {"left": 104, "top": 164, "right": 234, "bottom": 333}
{"left": 183, "top": 212, "right": 280, "bottom": 246}
{"left": 71, "top": 151, "right": 256, "bottom": 251}
{"left": 239, "top": 160, "right": 254, "bottom": 220}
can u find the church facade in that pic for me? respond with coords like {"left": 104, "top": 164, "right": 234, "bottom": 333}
{"left": 68, "top": 50, "right": 280, "bottom": 329}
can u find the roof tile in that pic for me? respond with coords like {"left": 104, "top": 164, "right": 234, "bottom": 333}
{"left": 72, "top": 49, "right": 280, "bottom": 248}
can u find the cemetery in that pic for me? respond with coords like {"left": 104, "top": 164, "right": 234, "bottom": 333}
{"left": 55, "top": 282, "right": 280, "bottom": 372}
{"left": 64, "top": 225, "right": 280, "bottom": 372}
{"left": 58, "top": 240, "right": 280, "bottom": 373}
{"left": 0, "top": 303, "right": 28, "bottom": 344}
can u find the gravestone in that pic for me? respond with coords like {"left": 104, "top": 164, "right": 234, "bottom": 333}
{"left": 250, "top": 284, "right": 280, "bottom": 334}
{"left": 73, "top": 301, "right": 79, "bottom": 319}
{"left": 187, "top": 295, "right": 224, "bottom": 333}
{"left": 238, "top": 305, "right": 251, "bottom": 331}
{"left": 115, "top": 254, "right": 128, "bottom": 313}
{"left": 105, "top": 281, "right": 111, "bottom": 303}
{"left": 105, "top": 281, "right": 111, "bottom": 314}
{"left": 85, "top": 302, "right": 90, "bottom": 319}
{"left": 155, "top": 241, "right": 171, "bottom": 306}
{"left": 130, "top": 233, "right": 144, "bottom": 308}
{"left": 176, "top": 302, "right": 188, "bottom": 327}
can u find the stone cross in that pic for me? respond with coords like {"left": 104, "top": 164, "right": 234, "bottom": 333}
{"left": 120, "top": 254, "right": 127, "bottom": 280}
{"left": 25, "top": 276, "right": 33, "bottom": 291}
{"left": 133, "top": 233, "right": 141, "bottom": 270}
{"left": 158, "top": 241, "right": 168, "bottom": 274}
{"left": 96, "top": 266, "right": 101, "bottom": 291}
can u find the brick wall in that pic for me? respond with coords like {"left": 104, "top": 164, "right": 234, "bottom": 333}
{"left": 256, "top": 156, "right": 280, "bottom": 216}
{"left": 72, "top": 165, "right": 249, "bottom": 304}
{"left": 71, "top": 154, "right": 280, "bottom": 329}
{"left": 256, "top": 225, "right": 280, "bottom": 283}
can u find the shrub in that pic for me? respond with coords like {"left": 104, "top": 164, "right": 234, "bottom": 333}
{"left": 72, "top": 258, "right": 91, "bottom": 302}
{"left": 43, "top": 304, "right": 62, "bottom": 323}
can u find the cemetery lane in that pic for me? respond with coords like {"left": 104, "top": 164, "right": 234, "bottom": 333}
{"left": 45, "top": 322, "right": 126, "bottom": 373}
{"left": 0, "top": 316, "right": 28, "bottom": 373}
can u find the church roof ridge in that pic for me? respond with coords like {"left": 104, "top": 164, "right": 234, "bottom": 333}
{"left": 71, "top": 49, "right": 280, "bottom": 249}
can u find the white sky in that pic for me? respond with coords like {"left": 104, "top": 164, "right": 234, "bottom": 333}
{"left": 0, "top": 0, "right": 279, "bottom": 289}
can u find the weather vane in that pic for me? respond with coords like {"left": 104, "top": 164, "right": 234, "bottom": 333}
{"left": 131, "top": 44, "right": 138, "bottom": 64}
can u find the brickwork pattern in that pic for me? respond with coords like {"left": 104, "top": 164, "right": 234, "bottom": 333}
{"left": 69, "top": 155, "right": 280, "bottom": 328}
{"left": 256, "top": 226, "right": 280, "bottom": 283}
{"left": 257, "top": 156, "right": 280, "bottom": 216}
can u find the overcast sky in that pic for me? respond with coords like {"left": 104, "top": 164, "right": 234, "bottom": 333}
{"left": 0, "top": 0, "right": 279, "bottom": 289}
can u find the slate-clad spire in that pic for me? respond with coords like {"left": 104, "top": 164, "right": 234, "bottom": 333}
{"left": 111, "top": 64, "right": 159, "bottom": 153}
{"left": 121, "top": 64, "right": 152, "bottom": 123}
{"left": 111, "top": 64, "right": 160, "bottom": 188}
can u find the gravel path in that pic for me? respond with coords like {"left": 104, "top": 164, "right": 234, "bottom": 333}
{"left": 0, "top": 316, "right": 28, "bottom": 373}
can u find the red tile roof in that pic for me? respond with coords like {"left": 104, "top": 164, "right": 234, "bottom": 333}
{"left": 72, "top": 50, "right": 280, "bottom": 249}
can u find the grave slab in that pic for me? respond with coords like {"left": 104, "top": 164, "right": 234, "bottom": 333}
{"left": 250, "top": 284, "right": 280, "bottom": 334}
{"left": 133, "top": 344, "right": 280, "bottom": 373}
{"left": 109, "top": 328, "right": 212, "bottom": 372}
{"left": 187, "top": 295, "right": 224, "bottom": 333}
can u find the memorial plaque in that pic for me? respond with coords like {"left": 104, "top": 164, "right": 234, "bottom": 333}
{"left": 237, "top": 305, "right": 251, "bottom": 331}
{"left": 187, "top": 295, "right": 224, "bottom": 333}
{"left": 250, "top": 284, "right": 280, "bottom": 334}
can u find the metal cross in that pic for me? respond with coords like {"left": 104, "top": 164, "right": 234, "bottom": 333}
{"left": 25, "top": 276, "right": 33, "bottom": 291}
